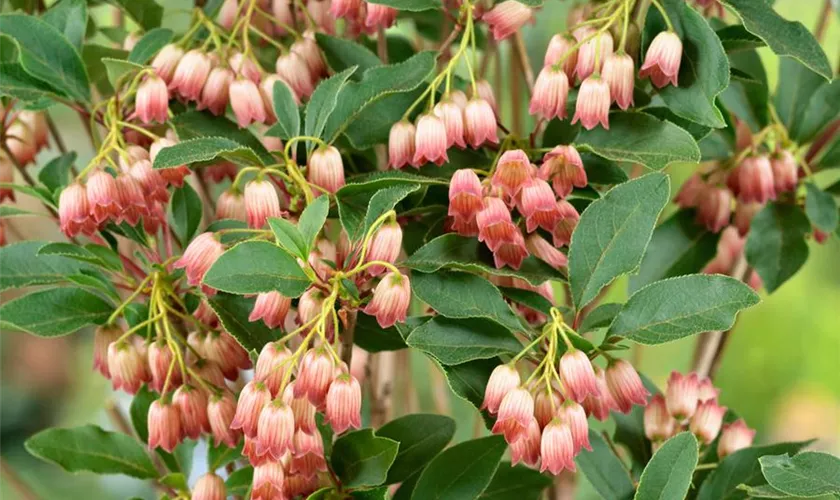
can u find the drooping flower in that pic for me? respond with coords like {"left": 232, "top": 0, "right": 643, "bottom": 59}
{"left": 737, "top": 155, "right": 776, "bottom": 204}
{"left": 290, "top": 429, "right": 328, "bottom": 478}
{"left": 365, "top": 3, "right": 398, "bottom": 29}
{"left": 276, "top": 52, "right": 315, "bottom": 98}
{"left": 199, "top": 68, "right": 234, "bottom": 116}
{"left": 58, "top": 182, "right": 95, "bottom": 237}
{"left": 434, "top": 98, "right": 467, "bottom": 149}
{"left": 477, "top": 197, "right": 517, "bottom": 251}
{"left": 558, "top": 349, "right": 599, "bottom": 402}
{"left": 539, "top": 145, "right": 587, "bottom": 198}
{"left": 251, "top": 461, "right": 285, "bottom": 500}
{"left": 665, "top": 371, "right": 700, "bottom": 420}
{"left": 295, "top": 348, "right": 335, "bottom": 406}
{"left": 254, "top": 342, "right": 292, "bottom": 397}
{"left": 174, "top": 384, "right": 210, "bottom": 439}
{"left": 574, "top": 28, "right": 613, "bottom": 81}
{"left": 412, "top": 114, "right": 449, "bottom": 166}
{"left": 448, "top": 169, "right": 484, "bottom": 221}
{"left": 135, "top": 75, "right": 170, "bottom": 124}
{"left": 365, "top": 222, "right": 403, "bottom": 276}
{"left": 388, "top": 120, "right": 416, "bottom": 169}
{"left": 250, "top": 291, "right": 292, "bottom": 330}
{"left": 107, "top": 340, "right": 150, "bottom": 394}
{"left": 308, "top": 146, "right": 345, "bottom": 194}
{"left": 690, "top": 398, "right": 727, "bottom": 444}
{"left": 244, "top": 179, "right": 282, "bottom": 229}
{"left": 605, "top": 359, "right": 650, "bottom": 414}
{"left": 552, "top": 200, "right": 580, "bottom": 247}
{"left": 544, "top": 34, "right": 577, "bottom": 77}
{"left": 151, "top": 44, "right": 185, "bottom": 83}
{"left": 492, "top": 149, "right": 532, "bottom": 197}
{"left": 168, "top": 50, "right": 212, "bottom": 101}
{"left": 231, "top": 380, "right": 272, "bottom": 438}
{"left": 558, "top": 401, "right": 592, "bottom": 452}
{"left": 770, "top": 150, "right": 798, "bottom": 193}
{"left": 204, "top": 331, "right": 252, "bottom": 380}
{"left": 602, "top": 52, "right": 635, "bottom": 110}
{"left": 525, "top": 233, "right": 568, "bottom": 269}
{"left": 325, "top": 374, "right": 362, "bottom": 434}
{"left": 492, "top": 230, "right": 529, "bottom": 269}
{"left": 572, "top": 75, "right": 611, "bottom": 130}
{"left": 86, "top": 170, "right": 122, "bottom": 224}
{"left": 540, "top": 419, "right": 577, "bottom": 474}
{"left": 529, "top": 67, "right": 570, "bottom": 120}
{"left": 717, "top": 419, "right": 756, "bottom": 458}
{"left": 255, "top": 400, "right": 296, "bottom": 460}
{"left": 464, "top": 98, "right": 499, "bottom": 148}
{"left": 216, "top": 190, "right": 247, "bottom": 221}
{"left": 483, "top": 0, "right": 533, "bottom": 40}
{"left": 696, "top": 186, "right": 732, "bottom": 233}
{"left": 148, "top": 339, "right": 180, "bottom": 392}
{"left": 173, "top": 232, "right": 224, "bottom": 287}
{"left": 482, "top": 364, "right": 521, "bottom": 414}
{"left": 492, "top": 387, "right": 535, "bottom": 443}
{"left": 640, "top": 31, "right": 683, "bottom": 88}
{"left": 364, "top": 272, "right": 411, "bottom": 328}
{"left": 148, "top": 399, "right": 183, "bottom": 452}
{"left": 208, "top": 391, "right": 241, "bottom": 447}
{"left": 229, "top": 78, "right": 267, "bottom": 128}
{"left": 510, "top": 418, "right": 542, "bottom": 467}
{"left": 520, "top": 178, "right": 563, "bottom": 233}
{"left": 644, "top": 393, "right": 675, "bottom": 442}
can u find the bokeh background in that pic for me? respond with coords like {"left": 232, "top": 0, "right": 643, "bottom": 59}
{"left": 1, "top": 1, "right": 838, "bottom": 498}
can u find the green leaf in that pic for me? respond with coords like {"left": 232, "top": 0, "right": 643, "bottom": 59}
{"left": 478, "top": 462, "right": 552, "bottom": 500}
{"left": 0, "top": 288, "right": 113, "bottom": 337}
{"left": 0, "top": 182, "right": 56, "bottom": 208}
{"left": 716, "top": 25, "right": 765, "bottom": 52}
{"left": 205, "top": 293, "right": 278, "bottom": 351}
{"left": 225, "top": 466, "right": 253, "bottom": 496}
{"left": 81, "top": 45, "right": 127, "bottom": 95}
{"left": 38, "top": 242, "right": 119, "bottom": 270}
{"left": 153, "top": 137, "right": 263, "bottom": 169}
{"left": 774, "top": 58, "right": 825, "bottom": 138}
{"left": 169, "top": 183, "right": 203, "bottom": 245}
{"left": 160, "top": 473, "right": 188, "bottom": 492}
{"left": 745, "top": 203, "right": 810, "bottom": 293}
{"left": 343, "top": 89, "right": 423, "bottom": 150}
{"left": 735, "top": 483, "right": 790, "bottom": 498}
{"left": 0, "top": 205, "right": 43, "bottom": 217}
{"left": 102, "top": 57, "right": 145, "bottom": 89}
{"left": 629, "top": 210, "right": 721, "bottom": 293}
{"left": 106, "top": 0, "right": 163, "bottom": 30}
{"left": 721, "top": 50, "right": 770, "bottom": 132}
{"left": 407, "top": 316, "right": 522, "bottom": 365}
{"left": 336, "top": 176, "right": 430, "bottom": 241}
{"left": 0, "top": 13, "right": 91, "bottom": 102}
{"left": 576, "top": 430, "right": 636, "bottom": 500}
{"left": 330, "top": 429, "right": 400, "bottom": 489}
{"left": 324, "top": 52, "right": 437, "bottom": 143}
{"left": 207, "top": 441, "right": 243, "bottom": 471}
{"left": 411, "top": 271, "right": 524, "bottom": 332}
{"left": 644, "top": 0, "right": 729, "bottom": 128}
{"left": 305, "top": 67, "right": 357, "bottom": 147}
{"left": 575, "top": 112, "right": 700, "bottom": 170}
{"left": 441, "top": 358, "right": 499, "bottom": 411}
{"left": 613, "top": 375, "right": 661, "bottom": 469}
{"left": 128, "top": 27, "right": 173, "bottom": 64}
{"left": 42, "top": 0, "right": 88, "bottom": 50}
{"left": 0, "top": 240, "right": 92, "bottom": 290}
{"left": 315, "top": 33, "right": 381, "bottom": 74}
{"left": 170, "top": 110, "right": 274, "bottom": 165}
{"left": 791, "top": 79, "right": 840, "bottom": 143}
{"left": 377, "top": 414, "right": 455, "bottom": 484}
{"left": 815, "top": 137, "right": 840, "bottom": 170}
{"left": 412, "top": 435, "right": 507, "bottom": 500}
{"left": 405, "top": 234, "right": 565, "bottom": 286}
{"left": 366, "top": 0, "right": 441, "bottom": 11}
{"left": 128, "top": 385, "right": 194, "bottom": 473}
{"left": 203, "top": 241, "right": 310, "bottom": 296}
{"left": 805, "top": 183, "right": 839, "bottom": 233}
{"left": 268, "top": 217, "right": 308, "bottom": 260}
{"left": 354, "top": 313, "right": 411, "bottom": 352}
{"left": 298, "top": 195, "right": 330, "bottom": 252}
{"left": 25, "top": 425, "right": 157, "bottom": 479}
{"left": 499, "top": 287, "right": 554, "bottom": 316}
{"left": 579, "top": 302, "right": 622, "bottom": 333}
{"left": 720, "top": 0, "right": 832, "bottom": 80}
{"left": 38, "top": 152, "right": 77, "bottom": 193}
{"left": 0, "top": 57, "right": 66, "bottom": 102}
{"left": 609, "top": 274, "right": 760, "bottom": 345}
{"left": 759, "top": 452, "right": 840, "bottom": 498}
{"left": 568, "top": 173, "right": 670, "bottom": 309}
{"left": 634, "top": 432, "right": 698, "bottom": 500}
{"left": 697, "top": 441, "right": 813, "bottom": 500}
{"left": 266, "top": 79, "right": 300, "bottom": 140}
{"left": 581, "top": 152, "right": 629, "bottom": 185}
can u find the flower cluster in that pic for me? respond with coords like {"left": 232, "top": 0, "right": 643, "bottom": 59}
{"left": 447, "top": 146, "right": 584, "bottom": 270}
{"left": 645, "top": 371, "right": 755, "bottom": 456}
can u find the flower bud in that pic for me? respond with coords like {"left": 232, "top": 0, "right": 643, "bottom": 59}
{"left": 228, "top": 51, "right": 262, "bottom": 84}
{"left": 602, "top": 52, "right": 635, "bottom": 110}
{"left": 770, "top": 150, "right": 798, "bottom": 193}
{"left": 674, "top": 173, "right": 706, "bottom": 209}
{"left": 493, "top": 229, "right": 529, "bottom": 269}
{"left": 559, "top": 349, "right": 599, "bottom": 403}
{"left": 151, "top": 44, "right": 185, "bottom": 83}
{"left": 116, "top": 174, "right": 150, "bottom": 226}
{"left": 412, "top": 114, "right": 449, "bottom": 166}
{"left": 208, "top": 390, "right": 241, "bottom": 447}
{"left": 292, "top": 34, "right": 327, "bottom": 79}
{"left": 575, "top": 28, "right": 613, "bottom": 81}
{"left": 583, "top": 366, "right": 617, "bottom": 421}
{"left": 521, "top": 178, "right": 563, "bottom": 233}
{"left": 58, "top": 182, "right": 95, "bottom": 237}
{"left": 127, "top": 159, "right": 169, "bottom": 203}
{"left": 195, "top": 67, "right": 233, "bottom": 116}
{"left": 169, "top": 50, "right": 211, "bottom": 101}
{"left": 737, "top": 155, "right": 776, "bottom": 203}
{"left": 640, "top": 31, "right": 683, "bottom": 88}
{"left": 544, "top": 34, "right": 577, "bottom": 77}
{"left": 510, "top": 419, "right": 542, "bottom": 467}
{"left": 448, "top": 169, "right": 484, "bottom": 221}
{"left": 148, "top": 399, "right": 183, "bottom": 452}
{"left": 529, "top": 67, "right": 570, "bottom": 120}
{"left": 283, "top": 383, "right": 318, "bottom": 433}
{"left": 107, "top": 340, "right": 149, "bottom": 394}
{"left": 690, "top": 398, "right": 727, "bottom": 444}
{"left": 297, "top": 288, "right": 324, "bottom": 327}
{"left": 174, "top": 232, "right": 224, "bottom": 287}
{"left": 388, "top": 120, "right": 416, "bottom": 169}
{"left": 308, "top": 145, "right": 345, "bottom": 194}
{"left": 174, "top": 384, "right": 210, "bottom": 439}
{"left": 464, "top": 98, "right": 499, "bottom": 148}
{"left": 525, "top": 233, "right": 568, "bottom": 269}
{"left": 255, "top": 342, "right": 292, "bottom": 397}
{"left": 229, "top": 78, "right": 267, "bottom": 128}
{"left": 93, "top": 325, "right": 122, "bottom": 378}
{"left": 697, "top": 376, "right": 720, "bottom": 402}
{"left": 216, "top": 190, "right": 247, "bottom": 220}
{"left": 539, "top": 145, "right": 587, "bottom": 198}
{"left": 276, "top": 52, "right": 315, "bottom": 98}
{"left": 434, "top": 98, "right": 467, "bottom": 149}
{"left": 5, "top": 121, "right": 37, "bottom": 166}
{"left": 644, "top": 393, "right": 675, "bottom": 441}
{"left": 148, "top": 339, "right": 181, "bottom": 392}
{"left": 365, "top": 222, "right": 403, "bottom": 275}
{"left": 492, "top": 149, "right": 532, "bottom": 197}
{"left": 296, "top": 348, "right": 335, "bottom": 406}
{"left": 326, "top": 374, "right": 362, "bottom": 434}
{"left": 256, "top": 399, "right": 296, "bottom": 460}
{"left": 205, "top": 331, "right": 252, "bottom": 380}
{"left": 291, "top": 429, "right": 328, "bottom": 478}
{"left": 250, "top": 292, "right": 292, "bottom": 330}
{"left": 329, "top": 0, "right": 362, "bottom": 18}
{"left": 477, "top": 197, "right": 517, "bottom": 251}
{"left": 717, "top": 419, "right": 755, "bottom": 458}
{"left": 696, "top": 186, "right": 732, "bottom": 233}
{"left": 666, "top": 371, "right": 700, "bottom": 420}
{"left": 482, "top": 364, "right": 520, "bottom": 414}
{"left": 135, "top": 75, "right": 170, "bottom": 124}
{"left": 231, "top": 380, "right": 272, "bottom": 438}
{"left": 86, "top": 170, "right": 121, "bottom": 224}
{"left": 364, "top": 272, "right": 411, "bottom": 328}
{"left": 573, "top": 75, "right": 611, "bottom": 130}
{"left": 365, "top": 3, "right": 398, "bottom": 28}
{"left": 218, "top": 0, "right": 238, "bottom": 29}
{"left": 605, "top": 359, "right": 649, "bottom": 414}
{"left": 193, "top": 473, "right": 226, "bottom": 500}
{"left": 244, "top": 179, "right": 283, "bottom": 229}
{"left": 534, "top": 389, "right": 562, "bottom": 429}
{"left": 482, "top": 0, "right": 533, "bottom": 41}
{"left": 18, "top": 111, "right": 47, "bottom": 151}
{"left": 540, "top": 419, "right": 577, "bottom": 474}
{"left": 552, "top": 200, "right": 579, "bottom": 247}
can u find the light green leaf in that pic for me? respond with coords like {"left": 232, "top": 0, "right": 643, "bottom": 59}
{"left": 576, "top": 430, "right": 636, "bottom": 500}
{"left": 568, "top": 173, "right": 671, "bottom": 309}
{"left": 128, "top": 27, "right": 173, "bottom": 64}
{"left": 207, "top": 441, "right": 243, "bottom": 471}
{"left": 377, "top": 414, "right": 455, "bottom": 484}
{"left": 336, "top": 175, "right": 431, "bottom": 241}
{"left": 745, "top": 203, "right": 810, "bottom": 293}
{"left": 720, "top": 0, "right": 832, "bottom": 80}
{"left": 634, "top": 432, "right": 698, "bottom": 500}
{"left": 265, "top": 79, "right": 300, "bottom": 140}
{"left": 152, "top": 137, "right": 263, "bottom": 169}
{"left": 38, "top": 152, "right": 77, "bottom": 193}
{"left": 579, "top": 302, "right": 622, "bottom": 333}
{"left": 441, "top": 358, "right": 499, "bottom": 411}
{"left": 0, "top": 205, "right": 43, "bottom": 218}
{"left": 160, "top": 473, "right": 188, "bottom": 492}
{"left": 171, "top": 111, "right": 274, "bottom": 165}
{"left": 791, "top": 79, "right": 840, "bottom": 143}
{"left": 805, "top": 183, "right": 839, "bottom": 233}
{"left": 479, "top": 462, "right": 552, "bottom": 500}
{"left": 106, "top": 0, "right": 163, "bottom": 30}
{"left": 716, "top": 25, "right": 764, "bottom": 52}
{"left": 575, "top": 112, "right": 700, "bottom": 170}
{"left": 760, "top": 452, "right": 840, "bottom": 498}
{"left": 315, "top": 33, "right": 381, "bottom": 74}
{"left": 609, "top": 274, "right": 760, "bottom": 345}
{"left": 774, "top": 58, "right": 825, "bottom": 137}
{"left": 205, "top": 293, "right": 277, "bottom": 351}
{"left": 298, "top": 195, "right": 330, "bottom": 251}
{"left": 169, "top": 183, "right": 203, "bottom": 245}
{"left": 735, "top": 483, "right": 790, "bottom": 498}
{"left": 268, "top": 217, "right": 308, "bottom": 259}
{"left": 225, "top": 466, "right": 253, "bottom": 496}
{"left": 366, "top": 0, "right": 441, "bottom": 11}
{"left": 406, "top": 316, "right": 523, "bottom": 365}
{"left": 102, "top": 57, "right": 144, "bottom": 89}
{"left": 0, "top": 240, "right": 92, "bottom": 290}
{"left": 203, "top": 241, "right": 310, "bottom": 296}
{"left": 0, "top": 288, "right": 113, "bottom": 337}
{"left": 82, "top": 45, "right": 127, "bottom": 95}
{"left": 42, "top": 0, "right": 88, "bottom": 50}
{"left": 305, "top": 67, "right": 357, "bottom": 148}
{"left": 721, "top": 50, "right": 770, "bottom": 132}
{"left": 412, "top": 435, "right": 506, "bottom": 500}
{"left": 330, "top": 429, "right": 400, "bottom": 489}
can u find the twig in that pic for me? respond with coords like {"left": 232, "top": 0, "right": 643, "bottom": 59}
{"left": 369, "top": 352, "right": 395, "bottom": 427}
{"left": 45, "top": 112, "right": 67, "bottom": 155}
{"left": 512, "top": 33, "right": 535, "bottom": 92}
{"left": 510, "top": 46, "right": 522, "bottom": 135}
{"left": 0, "top": 458, "right": 39, "bottom": 500}
{"left": 377, "top": 27, "right": 389, "bottom": 63}
{"left": 437, "top": 25, "right": 463, "bottom": 61}
{"left": 814, "top": 0, "right": 832, "bottom": 43}
{"left": 340, "top": 309, "right": 358, "bottom": 368}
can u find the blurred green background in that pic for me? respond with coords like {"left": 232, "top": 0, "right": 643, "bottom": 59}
{"left": 1, "top": 1, "right": 838, "bottom": 499}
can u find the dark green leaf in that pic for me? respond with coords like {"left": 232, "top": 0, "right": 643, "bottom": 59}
{"left": 576, "top": 430, "right": 636, "bottom": 500}
{"left": 153, "top": 137, "right": 263, "bottom": 169}
{"left": 407, "top": 316, "right": 522, "bottom": 365}
{"left": 225, "top": 466, "right": 253, "bottom": 496}
{"left": 735, "top": 483, "right": 789, "bottom": 498}
{"left": 720, "top": 0, "right": 832, "bottom": 80}
{"left": 106, "top": 0, "right": 163, "bottom": 30}
{"left": 38, "top": 242, "right": 120, "bottom": 270}
{"left": 478, "top": 462, "right": 552, "bottom": 500}
{"left": 0, "top": 13, "right": 90, "bottom": 102}
{"left": 716, "top": 25, "right": 764, "bottom": 52}
{"left": 805, "top": 183, "right": 839, "bottom": 233}
{"left": 315, "top": 33, "right": 381, "bottom": 74}
{"left": 575, "top": 112, "right": 700, "bottom": 170}
{"left": 815, "top": 137, "right": 840, "bottom": 170}
{"left": 298, "top": 195, "right": 330, "bottom": 251}
{"left": 205, "top": 293, "right": 278, "bottom": 352}
{"left": 791, "top": 79, "right": 840, "bottom": 143}
{"left": 171, "top": 110, "right": 274, "bottom": 165}
{"left": 366, "top": 0, "right": 441, "bottom": 11}
{"left": 759, "top": 452, "right": 840, "bottom": 498}
{"left": 0, "top": 288, "right": 112, "bottom": 337}
{"left": 203, "top": 241, "right": 310, "bottom": 296}
{"left": 343, "top": 89, "right": 422, "bottom": 149}
{"left": 405, "top": 234, "right": 565, "bottom": 286}
{"left": 745, "top": 203, "right": 810, "bottom": 293}
{"left": 542, "top": 118, "right": 580, "bottom": 146}
{"left": 634, "top": 432, "right": 698, "bottom": 500}
{"left": 568, "top": 173, "right": 671, "bottom": 309}
{"left": 207, "top": 441, "right": 243, "bottom": 471}
{"left": 331, "top": 429, "right": 400, "bottom": 489}
{"left": 377, "top": 414, "right": 455, "bottom": 484}
{"left": 0, "top": 241, "right": 92, "bottom": 290}
{"left": 42, "top": 0, "right": 87, "bottom": 50}
{"left": 305, "top": 67, "right": 356, "bottom": 147}
{"left": 353, "top": 313, "right": 410, "bottom": 352}
{"left": 169, "top": 183, "right": 203, "bottom": 245}
{"left": 266, "top": 79, "right": 300, "bottom": 139}
{"left": 38, "top": 152, "right": 77, "bottom": 192}
{"left": 411, "top": 271, "right": 524, "bottom": 332}
{"left": 774, "top": 58, "right": 825, "bottom": 137}
{"left": 25, "top": 425, "right": 157, "bottom": 479}
{"left": 268, "top": 217, "right": 308, "bottom": 260}
{"left": 83, "top": 45, "right": 129, "bottom": 95}
{"left": 0, "top": 58, "right": 66, "bottom": 102}
{"left": 441, "top": 358, "right": 499, "bottom": 410}
{"left": 336, "top": 175, "right": 433, "bottom": 241}
{"left": 412, "top": 435, "right": 506, "bottom": 500}
{"left": 581, "top": 152, "right": 629, "bottom": 185}
{"left": 128, "top": 27, "right": 173, "bottom": 64}
{"left": 644, "top": 0, "right": 729, "bottom": 128}
{"left": 499, "top": 287, "right": 554, "bottom": 316}
{"left": 610, "top": 274, "right": 760, "bottom": 345}
{"left": 580, "top": 303, "right": 622, "bottom": 333}
{"left": 159, "top": 473, "right": 188, "bottom": 492}
{"left": 721, "top": 50, "right": 770, "bottom": 131}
